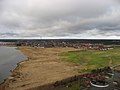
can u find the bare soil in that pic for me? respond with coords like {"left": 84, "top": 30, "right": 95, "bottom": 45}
{"left": 1, "top": 47, "right": 82, "bottom": 90}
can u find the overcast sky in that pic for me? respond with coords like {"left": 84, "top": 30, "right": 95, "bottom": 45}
{"left": 0, "top": 0, "right": 120, "bottom": 39}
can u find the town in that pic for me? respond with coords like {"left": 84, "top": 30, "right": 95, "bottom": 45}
{"left": 0, "top": 39, "right": 114, "bottom": 51}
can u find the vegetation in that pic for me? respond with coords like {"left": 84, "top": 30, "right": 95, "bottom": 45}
{"left": 59, "top": 47, "right": 120, "bottom": 90}
{"left": 60, "top": 46, "right": 120, "bottom": 71}
{"left": 65, "top": 82, "right": 80, "bottom": 90}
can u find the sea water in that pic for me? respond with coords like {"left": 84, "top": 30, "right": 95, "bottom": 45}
{"left": 0, "top": 46, "right": 27, "bottom": 84}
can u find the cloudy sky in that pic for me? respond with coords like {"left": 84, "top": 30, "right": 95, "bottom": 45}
{"left": 0, "top": 0, "right": 120, "bottom": 39}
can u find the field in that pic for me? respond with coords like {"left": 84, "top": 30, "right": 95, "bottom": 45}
{"left": 1, "top": 46, "right": 120, "bottom": 90}
{"left": 60, "top": 46, "right": 120, "bottom": 72}
{"left": 2, "top": 47, "right": 82, "bottom": 90}
{"left": 59, "top": 46, "right": 120, "bottom": 90}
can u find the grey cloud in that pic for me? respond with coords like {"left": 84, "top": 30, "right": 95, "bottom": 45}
{"left": 0, "top": 0, "right": 120, "bottom": 39}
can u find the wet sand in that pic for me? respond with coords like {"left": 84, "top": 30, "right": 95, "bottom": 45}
{"left": 1, "top": 47, "right": 83, "bottom": 90}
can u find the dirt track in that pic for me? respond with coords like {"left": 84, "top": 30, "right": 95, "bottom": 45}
{"left": 1, "top": 47, "right": 82, "bottom": 90}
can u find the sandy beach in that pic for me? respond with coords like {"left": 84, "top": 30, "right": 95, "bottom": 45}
{"left": 1, "top": 47, "right": 82, "bottom": 90}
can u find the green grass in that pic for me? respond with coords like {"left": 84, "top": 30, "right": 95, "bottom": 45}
{"left": 60, "top": 47, "right": 120, "bottom": 71}
{"left": 65, "top": 82, "right": 80, "bottom": 90}
{"left": 59, "top": 46, "right": 120, "bottom": 90}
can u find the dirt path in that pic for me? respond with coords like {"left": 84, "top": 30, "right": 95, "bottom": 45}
{"left": 2, "top": 47, "right": 82, "bottom": 90}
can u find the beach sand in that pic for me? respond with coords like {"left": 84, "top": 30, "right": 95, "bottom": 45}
{"left": 1, "top": 47, "right": 82, "bottom": 90}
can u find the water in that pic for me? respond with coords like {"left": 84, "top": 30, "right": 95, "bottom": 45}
{"left": 0, "top": 46, "right": 27, "bottom": 84}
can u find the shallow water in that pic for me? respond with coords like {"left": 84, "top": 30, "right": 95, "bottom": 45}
{"left": 0, "top": 46, "right": 27, "bottom": 84}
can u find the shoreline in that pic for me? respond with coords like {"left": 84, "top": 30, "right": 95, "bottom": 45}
{"left": 0, "top": 47, "right": 29, "bottom": 90}
{"left": 0, "top": 47, "right": 82, "bottom": 90}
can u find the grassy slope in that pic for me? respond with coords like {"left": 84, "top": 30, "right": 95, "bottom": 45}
{"left": 60, "top": 47, "right": 120, "bottom": 90}
{"left": 60, "top": 47, "right": 120, "bottom": 71}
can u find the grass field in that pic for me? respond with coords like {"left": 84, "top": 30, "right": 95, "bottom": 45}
{"left": 60, "top": 46, "right": 120, "bottom": 72}
{"left": 59, "top": 46, "right": 120, "bottom": 90}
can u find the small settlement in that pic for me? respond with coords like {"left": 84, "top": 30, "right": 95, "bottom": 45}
{"left": 16, "top": 40, "right": 113, "bottom": 51}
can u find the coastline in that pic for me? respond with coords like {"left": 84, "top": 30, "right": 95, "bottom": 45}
{"left": 0, "top": 47, "right": 82, "bottom": 90}
{"left": 0, "top": 47, "right": 29, "bottom": 90}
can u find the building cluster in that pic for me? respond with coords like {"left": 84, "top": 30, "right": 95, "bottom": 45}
{"left": 16, "top": 40, "right": 113, "bottom": 50}
{"left": 81, "top": 43, "right": 113, "bottom": 50}
{"left": 16, "top": 40, "right": 82, "bottom": 48}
